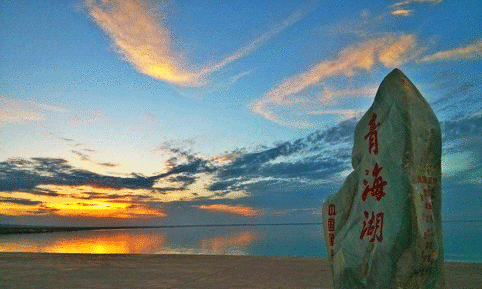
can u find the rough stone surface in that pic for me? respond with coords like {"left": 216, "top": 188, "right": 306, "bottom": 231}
{"left": 322, "top": 69, "right": 445, "bottom": 288}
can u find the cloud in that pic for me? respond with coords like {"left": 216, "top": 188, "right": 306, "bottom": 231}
{"left": 0, "top": 97, "right": 68, "bottom": 124}
{"left": 72, "top": 150, "right": 90, "bottom": 161}
{"left": 0, "top": 158, "right": 157, "bottom": 194}
{"left": 439, "top": 115, "right": 482, "bottom": 186}
{"left": 251, "top": 34, "right": 419, "bottom": 127}
{"left": 85, "top": 0, "right": 199, "bottom": 85}
{"left": 0, "top": 117, "right": 348, "bottom": 222}
{"left": 71, "top": 150, "right": 119, "bottom": 168}
{"left": 393, "top": 0, "right": 442, "bottom": 6}
{"left": 198, "top": 204, "right": 260, "bottom": 216}
{"left": 391, "top": 0, "right": 442, "bottom": 16}
{"left": 68, "top": 110, "right": 103, "bottom": 124}
{"left": 207, "top": 118, "right": 357, "bottom": 204}
{"left": 442, "top": 115, "right": 482, "bottom": 144}
{"left": 2, "top": 118, "right": 355, "bottom": 218}
{"left": 97, "top": 162, "right": 119, "bottom": 168}
{"left": 420, "top": 40, "right": 482, "bottom": 62}
{"left": 391, "top": 9, "right": 412, "bottom": 16}
{"left": 27, "top": 204, "right": 60, "bottom": 215}
{"left": 199, "top": 1, "right": 317, "bottom": 76}
{"left": 427, "top": 68, "right": 482, "bottom": 119}
{"left": 85, "top": 0, "right": 313, "bottom": 86}
{"left": 0, "top": 196, "right": 42, "bottom": 206}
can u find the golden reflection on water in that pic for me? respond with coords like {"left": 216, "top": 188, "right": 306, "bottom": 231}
{"left": 44, "top": 232, "right": 165, "bottom": 254}
{"left": 201, "top": 231, "right": 257, "bottom": 253}
{"left": 0, "top": 229, "right": 257, "bottom": 255}
{"left": 0, "top": 230, "right": 165, "bottom": 254}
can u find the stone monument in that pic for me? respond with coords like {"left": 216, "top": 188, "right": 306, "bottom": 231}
{"left": 322, "top": 69, "right": 445, "bottom": 288}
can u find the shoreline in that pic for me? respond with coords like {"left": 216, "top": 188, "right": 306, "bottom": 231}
{"left": 1, "top": 252, "right": 481, "bottom": 288}
{"left": 0, "top": 222, "right": 322, "bottom": 235}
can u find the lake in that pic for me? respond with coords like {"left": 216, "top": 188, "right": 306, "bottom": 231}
{"left": 0, "top": 223, "right": 480, "bottom": 262}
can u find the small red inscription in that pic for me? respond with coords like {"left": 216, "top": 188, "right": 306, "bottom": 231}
{"left": 328, "top": 218, "right": 335, "bottom": 232}
{"left": 422, "top": 251, "right": 434, "bottom": 264}
{"left": 417, "top": 175, "right": 437, "bottom": 185}
{"left": 425, "top": 202, "right": 433, "bottom": 210}
{"left": 424, "top": 229, "right": 434, "bottom": 238}
{"left": 327, "top": 203, "right": 336, "bottom": 261}
{"left": 328, "top": 204, "right": 337, "bottom": 216}
{"left": 329, "top": 233, "right": 335, "bottom": 246}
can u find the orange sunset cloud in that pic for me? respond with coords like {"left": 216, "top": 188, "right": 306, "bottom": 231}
{"left": 197, "top": 204, "right": 261, "bottom": 216}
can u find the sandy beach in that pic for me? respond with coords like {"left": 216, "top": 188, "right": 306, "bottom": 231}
{"left": 0, "top": 253, "right": 480, "bottom": 288}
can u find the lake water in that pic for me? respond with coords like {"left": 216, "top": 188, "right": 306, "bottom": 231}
{"left": 0, "top": 223, "right": 480, "bottom": 262}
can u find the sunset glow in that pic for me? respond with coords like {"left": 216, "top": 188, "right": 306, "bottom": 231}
{"left": 198, "top": 204, "right": 261, "bottom": 216}
{"left": 1, "top": 0, "right": 481, "bottom": 228}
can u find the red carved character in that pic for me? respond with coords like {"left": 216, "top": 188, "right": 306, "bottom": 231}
{"left": 328, "top": 204, "right": 337, "bottom": 216}
{"left": 362, "top": 163, "right": 388, "bottom": 201}
{"left": 364, "top": 113, "right": 381, "bottom": 155}
{"left": 328, "top": 218, "right": 335, "bottom": 232}
{"left": 329, "top": 233, "right": 335, "bottom": 246}
{"left": 424, "top": 229, "right": 434, "bottom": 238}
{"left": 425, "top": 202, "right": 433, "bottom": 210}
{"left": 360, "top": 211, "right": 384, "bottom": 242}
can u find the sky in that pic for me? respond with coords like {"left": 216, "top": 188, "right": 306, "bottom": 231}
{"left": 1, "top": 0, "right": 481, "bottom": 227}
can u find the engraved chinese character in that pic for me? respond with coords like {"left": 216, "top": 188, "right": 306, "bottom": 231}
{"left": 328, "top": 204, "right": 337, "bottom": 216}
{"left": 360, "top": 211, "right": 384, "bottom": 242}
{"left": 362, "top": 163, "right": 387, "bottom": 201}
{"left": 425, "top": 202, "right": 433, "bottom": 210}
{"left": 422, "top": 251, "right": 434, "bottom": 264}
{"left": 328, "top": 218, "right": 335, "bottom": 232}
{"left": 424, "top": 229, "right": 434, "bottom": 238}
{"left": 423, "top": 214, "right": 434, "bottom": 223}
{"left": 364, "top": 113, "right": 380, "bottom": 155}
{"left": 425, "top": 241, "right": 434, "bottom": 250}
{"left": 329, "top": 233, "right": 335, "bottom": 246}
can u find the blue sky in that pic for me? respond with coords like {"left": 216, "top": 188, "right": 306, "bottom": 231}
{"left": 0, "top": 0, "right": 481, "bottom": 226}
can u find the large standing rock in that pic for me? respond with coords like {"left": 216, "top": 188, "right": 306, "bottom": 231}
{"left": 322, "top": 69, "right": 445, "bottom": 288}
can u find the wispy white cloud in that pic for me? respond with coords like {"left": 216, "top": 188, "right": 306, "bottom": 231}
{"left": 68, "top": 110, "right": 104, "bottom": 124}
{"left": 0, "top": 97, "right": 68, "bottom": 124}
{"left": 391, "top": 0, "right": 442, "bottom": 17}
{"left": 173, "top": 69, "right": 254, "bottom": 99}
{"left": 309, "top": 109, "right": 363, "bottom": 118}
{"left": 85, "top": 0, "right": 314, "bottom": 87}
{"left": 391, "top": 9, "right": 412, "bottom": 16}
{"left": 316, "top": 85, "right": 378, "bottom": 106}
{"left": 251, "top": 34, "right": 419, "bottom": 127}
{"left": 420, "top": 40, "right": 482, "bottom": 62}
{"left": 199, "top": 2, "right": 317, "bottom": 76}
{"left": 392, "top": 0, "right": 442, "bottom": 6}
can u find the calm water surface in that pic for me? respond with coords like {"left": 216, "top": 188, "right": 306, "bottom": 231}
{"left": 0, "top": 223, "right": 480, "bottom": 262}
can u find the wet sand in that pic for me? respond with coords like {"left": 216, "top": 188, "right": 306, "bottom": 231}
{"left": 0, "top": 252, "right": 480, "bottom": 288}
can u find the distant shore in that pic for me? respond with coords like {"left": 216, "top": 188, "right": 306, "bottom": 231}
{"left": 0, "top": 252, "right": 481, "bottom": 288}
{"left": 0, "top": 222, "right": 322, "bottom": 235}
{"left": 0, "top": 225, "right": 154, "bottom": 235}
